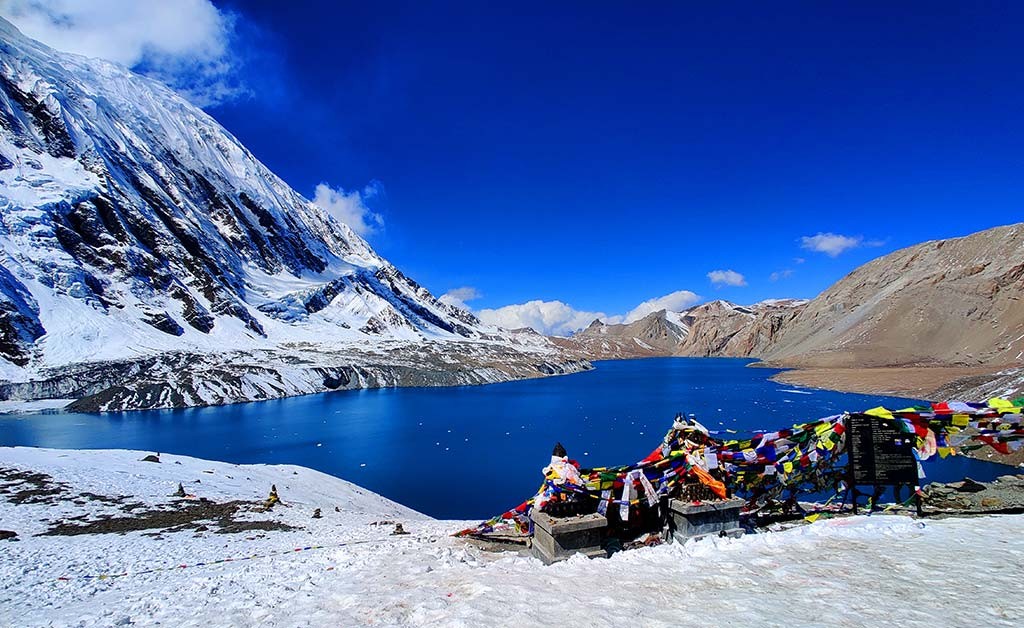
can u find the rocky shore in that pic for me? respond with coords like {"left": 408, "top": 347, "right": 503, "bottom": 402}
{"left": 922, "top": 475, "right": 1024, "bottom": 513}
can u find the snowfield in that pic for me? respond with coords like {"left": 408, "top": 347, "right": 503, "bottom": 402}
{"left": 2, "top": 448, "right": 1023, "bottom": 627}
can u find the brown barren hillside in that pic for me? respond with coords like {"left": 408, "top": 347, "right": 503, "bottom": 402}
{"left": 557, "top": 223, "right": 1024, "bottom": 400}
{"left": 761, "top": 223, "right": 1024, "bottom": 370}
{"left": 552, "top": 300, "right": 806, "bottom": 361}
{"left": 762, "top": 223, "right": 1024, "bottom": 400}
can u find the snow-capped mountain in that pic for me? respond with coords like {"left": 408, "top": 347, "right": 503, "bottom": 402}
{"left": 0, "top": 19, "right": 588, "bottom": 410}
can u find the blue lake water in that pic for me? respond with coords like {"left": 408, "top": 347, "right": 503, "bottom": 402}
{"left": 0, "top": 358, "right": 1016, "bottom": 519}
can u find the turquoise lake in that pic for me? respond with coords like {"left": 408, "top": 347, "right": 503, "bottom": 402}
{"left": 0, "top": 358, "right": 1014, "bottom": 519}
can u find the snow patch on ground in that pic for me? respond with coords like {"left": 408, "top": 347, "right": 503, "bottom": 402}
{"left": 2, "top": 448, "right": 1023, "bottom": 627}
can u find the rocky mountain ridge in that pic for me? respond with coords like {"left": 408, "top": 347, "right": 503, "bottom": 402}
{"left": 554, "top": 299, "right": 807, "bottom": 360}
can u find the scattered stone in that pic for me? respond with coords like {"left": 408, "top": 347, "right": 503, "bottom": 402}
{"left": 174, "top": 483, "right": 186, "bottom": 498}
{"left": 312, "top": 508, "right": 321, "bottom": 519}
{"left": 392, "top": 523, "right": 409, "bottom": 535}
{"left": 0, "top": 530, "right": 17, "bottom": 541}
{"left": 923, "top": 476, "right": 1024, "bottom": 512}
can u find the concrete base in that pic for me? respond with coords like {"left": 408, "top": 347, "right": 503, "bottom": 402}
{"left": 530, "top": 511, "right": 608, "bottom": 565}
{"left": 667, "top": 497, "right": 744, "bottom": 544}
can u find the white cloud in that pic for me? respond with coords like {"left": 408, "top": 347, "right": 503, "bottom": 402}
{"left": 707, "top": 269, "right": 747, "bottom": 287}
{"left": 477, "top": 290, "right": 702, "bottom": 336}
{"left": 2, "top": 0, "right": 245, "bottom": 106}
{"left": 312, "top": 182, "right": 384, "bottom": 236}
{"left": 477, "top": 300, "right": 608, "bottom": 336}
{"left": 799, "top": 232, "right": 883, "bottom": 257}
{"left": 770, "top": 269, "right": 794, "bottom": 282}
{"left": 439, "top": 287, "right": 481, "bottom": 309}
{"left": 620, "top": 290, "right": 700, "bottom": 323}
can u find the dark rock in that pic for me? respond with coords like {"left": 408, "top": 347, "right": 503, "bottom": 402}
{"left": 0, "top": 530, "right": 17, "bottom": 541}
{"left": 0, "top": 264, "right": 45, "bottom": 366}
{"left": 142, "top": 312, "right": 184, "bottom": 336}
{"left": 955, "top": 478, "right": 987, "bottom": 493}
{"left": 0, "top": 74, "right": 76, "bottom": 158}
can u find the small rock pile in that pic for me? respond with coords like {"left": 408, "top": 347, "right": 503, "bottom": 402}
{"left": 923, "top": 475, "right": 1024, "bottom": 512}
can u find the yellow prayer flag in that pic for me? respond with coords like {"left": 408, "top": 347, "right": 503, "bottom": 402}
{"left": 864, "top": 407, "right": 894, "bottom": 420}
{"left": 989, "top": 397, "right": 1013, "bottom": 409}
{"left": 805, "top": 513, "right": 820, "bottom": 523}
{"left": 952, "top": 414, "right": 969, "bottom": 427}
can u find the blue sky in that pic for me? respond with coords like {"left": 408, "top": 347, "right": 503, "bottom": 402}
{"left": 6, "top": 2, "right": 1023, "bottom": 333}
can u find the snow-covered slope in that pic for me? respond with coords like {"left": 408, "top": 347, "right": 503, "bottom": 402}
{"left": 0, "top": 19, "right": 588, "bottom": 410}
{"left": 3, "top": 447, "right": 1023, "bottom": 627}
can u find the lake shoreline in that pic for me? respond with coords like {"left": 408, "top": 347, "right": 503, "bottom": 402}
{"left": 0, "top": 357, "right": 1005, "bottom": 416}
{"left": 764, "top": 364, "right": 1005, "bottom": 399}
{"left": 0, "top": 355, "right": 594, "bottom": 414}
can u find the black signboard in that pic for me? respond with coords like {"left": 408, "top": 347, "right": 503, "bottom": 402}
{"left": 846, "top": 413, "right": 918, "bottom": 486}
